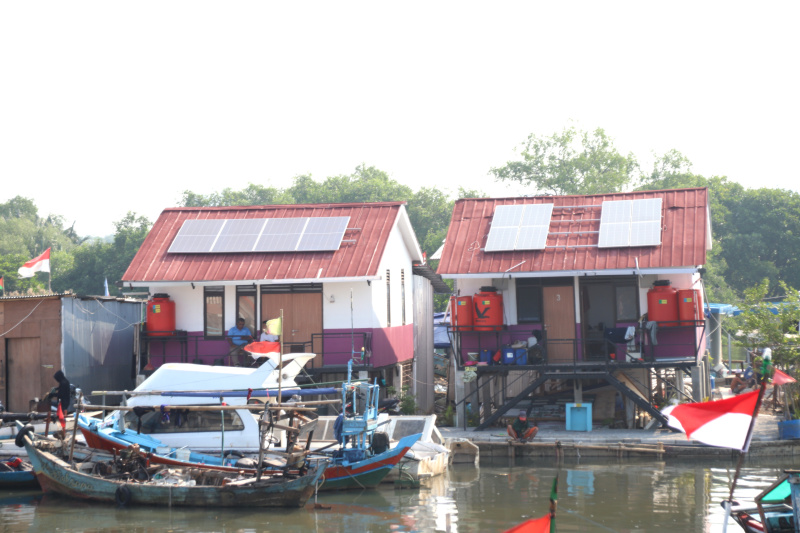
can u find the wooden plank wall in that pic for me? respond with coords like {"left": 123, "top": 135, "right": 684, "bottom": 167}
{"left": 0, "top": 297, "right": 63, "bottom": 412}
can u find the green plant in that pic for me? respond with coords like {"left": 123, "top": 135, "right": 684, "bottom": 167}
{"left": 398, "top": 386, "right": 418, "bottom": 415}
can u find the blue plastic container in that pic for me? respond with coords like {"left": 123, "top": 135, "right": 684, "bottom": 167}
{"left": 566, "top": 403, "right": 593, "bottom": 431}
{"left": 514, "top": 348, "right": 527, "bottom": 365}
{"left": 501, "top": 347, "right": 515, "bottom": 364}
{"left": 480, "top": 349, "right": 494, "bottom": 365}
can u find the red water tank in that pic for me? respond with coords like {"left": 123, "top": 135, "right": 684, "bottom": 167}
{"left": 473, "top": 287, "right": 503, "bottom": 331}
{"left": 450, "top": 296, "right": 473, "bottom": 331}
{"left": 647, "top": 281, "right": 679, "bottom": 324}
{"left": 146, "top": 293, "right": 176, "bottom": 336}
{"left": 678, "top": 289, "right": 702, "bottom": 326}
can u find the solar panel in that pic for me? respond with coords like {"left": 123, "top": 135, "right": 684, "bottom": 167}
{"left": 254, "top": 218, "right": 307, "bottom": 252}
{"left": 598, "top": 199, "right": 662, "bottom": 248}
{"left": 168, "top": 219, "right": 226, "bottom": 253}
{"left": 517, "top": 204, "right": 554, "bottom": 250}
{"left": 212, "top": 219, "right": 266, "bottom": 252}
{"left": 485, "top": 204, "right": 554, "bottom": 251}
{"left": 169, "top": 216, "right": 351, "bottom": 253}
{"left": 297, "top": 216, "right": 350, "bottom": 251}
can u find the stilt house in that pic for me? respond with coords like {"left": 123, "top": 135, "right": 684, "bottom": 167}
{"left": 436, "top": 187, "right": 711, "bottom": 429}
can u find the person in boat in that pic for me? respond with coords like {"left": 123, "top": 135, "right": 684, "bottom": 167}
{"left": 259, "top": 320, "right": 279, "bottom": 342}
{"left": 227, "top": 317, "right": 254, "bottom": 366}
{"left": 507, "top": 410, "right": 538, "bottom": 442}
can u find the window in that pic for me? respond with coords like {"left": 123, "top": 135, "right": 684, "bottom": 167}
{"left": 516, "top": 280, "right": 543, "bottom": 323}
{"left": 204, "top": 286, "right": 225, "bottom": 337}
{"left": 123, "top": 409, "right": 245, "bottom": 434}
{"left": 236, "top": 285, "right": 257, "bottom": 335}
{"left": 401, "top": 269, "right": 406, "bottom": 325}
{"left": 580, "top": 278, "right": 639, "bottom": 327}
{"left": 386, "top": 269, "right": 391, "bottom": 327}
{"left": 615, "top": 285, "right": 639, "bottom": 322}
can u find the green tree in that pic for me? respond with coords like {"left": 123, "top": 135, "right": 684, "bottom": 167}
{"left": 181, "top": 184, "right": 292, "bottom": 207}
{"left": 491, "top": 126, "right": 638, "bottom": 195}
{"left": 53, "top": 212, "right": 152, "bottom": 296}
{"left": 733, "top": 279, "right": 800, "bottom": 367}
{"left": 287, "top": 165, "right": 413, "bottom": 204}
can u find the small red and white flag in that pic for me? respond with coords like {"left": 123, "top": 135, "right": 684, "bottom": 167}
{"left": 18, "top": 248, "right": 51, "bottom": 278}
{"left": 244, "top": 341, "right": 281, "bottom": 360}
{"left": 772, "top": 368, "right": 796, "bottom": 386}
{"left": 661, "top": 389, "right": 761, "bottom": 451}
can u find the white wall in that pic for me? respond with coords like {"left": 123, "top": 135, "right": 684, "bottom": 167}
{"left": 369, "top": 222, "right": 416, "bottom": 329}
{"left": 322, "top": 282, "right": 377, "bottom": 329}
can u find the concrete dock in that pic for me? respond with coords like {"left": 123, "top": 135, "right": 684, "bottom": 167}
{"left": 440, "top": 407, "right": 798, "bottom": 459}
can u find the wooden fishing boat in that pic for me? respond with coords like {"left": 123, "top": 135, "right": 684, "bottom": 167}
{"left": 78, "top": 415, "right": 420, "bottom": 491}
{"left": 18, "top": 428, "right": 327, "bottom": 508}
{"left": 0, "top": 457, "right": 38, "bottom": 489}
{"left": 727, "top": 470, "right": 798, "bottom": 532}
{"left": 77, "top": 362, "right": 421, "bottom": 490}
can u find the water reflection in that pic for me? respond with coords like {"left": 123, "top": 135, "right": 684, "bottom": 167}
{"left": 1, "top": 457, "right": 797, "bottom": 532}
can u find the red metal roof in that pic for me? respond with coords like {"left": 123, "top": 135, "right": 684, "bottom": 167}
{"left": 436, "top": 188, "right": 709, "bottom": 276}
{"left": 123, "top": 203, "right": 408, "bottom": 283}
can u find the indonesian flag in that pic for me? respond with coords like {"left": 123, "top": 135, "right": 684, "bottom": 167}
{"left": 244, "top": 341, "right": 281, "bottom": 359}
{"left": 661, "top": 389, "right": 762, "bottom": 451}
{"left": 773, "top": 368, "right": 797, "bottom": 386}
{"left": 18, "top": 248, "right": 51, "bottom": 278}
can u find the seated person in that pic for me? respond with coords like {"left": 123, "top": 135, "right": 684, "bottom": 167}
{"left": 507, "top": 411, "right": 538, "bottom": 442}
{"left": 259, "top": 320, "right": 279, "bottom": 342}
{"left": 227, "top": 318, "right": 254, "bottom": 366}
{"left": 730, "top": 370, "right": 756, "bottom": 395}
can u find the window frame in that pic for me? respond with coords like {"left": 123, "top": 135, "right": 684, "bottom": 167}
{"left": 236, "top": 285, "right": 257, "bottom": 336}
{"left": 516, "top": 280, "right": 544, "bottom": 324}
{"left": 203, "top": 286, "right": 225, "bottom": 338}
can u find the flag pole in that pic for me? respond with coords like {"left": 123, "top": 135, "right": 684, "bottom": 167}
{"left": 278, "top": 308, "right": 284, "bottom": 403}
{"left": 722, "top": 380, "right": 768, "bottom": 533}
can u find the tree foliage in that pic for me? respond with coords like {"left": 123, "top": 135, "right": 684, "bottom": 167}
{"left": 491, "top": 126, "right": 638, "bottom": 195}
{"left": 732, "top": 279, "right": 800, "bottom": 366}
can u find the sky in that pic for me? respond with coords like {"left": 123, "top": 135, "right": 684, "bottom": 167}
{"left": 1, "top": 2, "right": 798, "bottom": 238}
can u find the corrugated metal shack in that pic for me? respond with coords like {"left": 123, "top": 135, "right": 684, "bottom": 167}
{"left": 0, "top": 294, "right": 143, "bottom": 412}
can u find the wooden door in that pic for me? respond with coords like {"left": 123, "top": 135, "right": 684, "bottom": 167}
{"left": 7, "top": 338, "right": 44, "bottom": 412}
{"left": 543, "top": 286, "right": 576, "bottom": 363}
{"left": 261, "top": 292, "right": 323, "bottom": 365}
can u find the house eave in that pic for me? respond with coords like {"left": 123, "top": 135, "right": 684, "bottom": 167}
{"left": 441, "top": 267, "right": 701, "bottom": 279}
{"left": 124, "top": 276, "right": 384, "bottom": 288}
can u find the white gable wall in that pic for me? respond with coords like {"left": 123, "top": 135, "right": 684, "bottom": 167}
{"left": 371, "top": 222, "right": 415, "bottom": 328}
